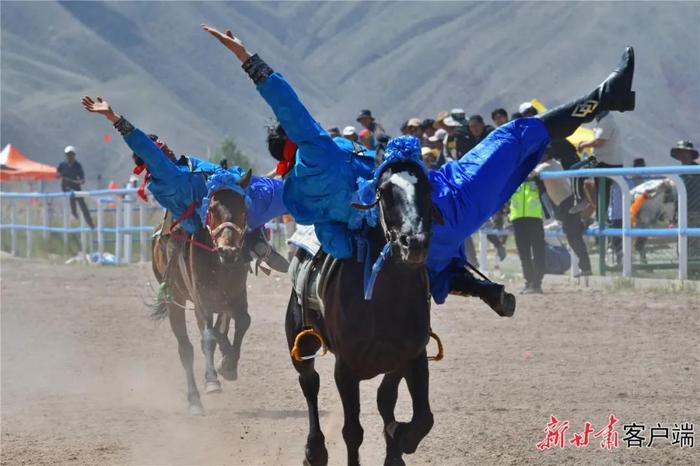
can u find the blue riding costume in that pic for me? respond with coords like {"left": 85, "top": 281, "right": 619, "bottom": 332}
{"left": 113, "top": 119, "right": 287, "bottom": 234}
{"left": 246, "top": 56, "right": 549, "bottom": 304}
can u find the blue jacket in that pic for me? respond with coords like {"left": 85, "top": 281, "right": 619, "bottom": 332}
{"left": 256, "top": 73, "right": 549, "bottom": 303}
{"left": 426, "top": 118, "right": 549, "bottom": 302}
{"left": 257, "top": 73, "right": 376, "bottom": 258}
{"left": 123, "top": 128, "right": 286, "bottom": 233}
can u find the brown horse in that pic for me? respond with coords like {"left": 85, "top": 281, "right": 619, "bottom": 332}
{"left": 286, "top": 160, "right": 438, "bottom": 466}
{"left": 151, "top": 170, "right": 252, "bottom": 415}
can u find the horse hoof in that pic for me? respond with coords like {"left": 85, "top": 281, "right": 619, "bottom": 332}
{"left": 383, "top": 457, "right": 406, "bottom": 466}
{"left": 188, "top": 403, "right": 205, "bottom": 416}
{"left": 205, "top": 380, "right": 222, "bottom": 394}
{"left": 303, "top": 444, "right": 328, "bottom": 466}
{"left": 219, "top": 368, "right": 238, "bottom": 381}
{"left": 217, "top": 358, "right": 238, "bottom": 381}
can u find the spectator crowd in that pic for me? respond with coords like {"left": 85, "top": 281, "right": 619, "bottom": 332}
{"left": 325, "top": 104, "right": 698, "bottom": 292}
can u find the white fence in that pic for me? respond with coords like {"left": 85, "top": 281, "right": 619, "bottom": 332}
{"left": 476, "top": 165, "right": 700, "bottom": 280}
{"left": 1, "top": 188, "right": 160, "bottom": 263}
{"left": 2, "top": 165, "right": 699, "bottom": 276}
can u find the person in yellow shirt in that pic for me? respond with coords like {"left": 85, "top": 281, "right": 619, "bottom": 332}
{"left": 510, "top": 180, "right": 545, "bottom": 293}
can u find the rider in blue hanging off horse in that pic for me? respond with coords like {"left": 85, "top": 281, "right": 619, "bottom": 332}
{"left": 80, "top": 96, "right": 290, "bottom": 276}
{"left": 202, "top": 25, "right": 635, "bottom": 316}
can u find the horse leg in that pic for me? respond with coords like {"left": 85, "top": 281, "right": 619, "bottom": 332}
{"left": 388, "top": 352, "right": 434, "bottom": 456}
{"left": 334, "top": 359, "right": 363, "bottom": 466}
{"left": 222, "top": 299, "right": 250, "bottom": 382}
{"left": 214, "top": 313, "right": 237, "bottom": 381}
{"left": 168, "top": 302, "right": 204, "bottom": 416}
{"left": 285, "top": 292, "right": 327, "bottom": 466}
{"left": 377, "top": 372, "right": 404, "bottom": 466}
{"left": 199, "top": 314, "right": 222, "bottom": 394}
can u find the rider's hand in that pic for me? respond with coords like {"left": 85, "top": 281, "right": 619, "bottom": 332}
{"left": 201, "top": 24, "right": 252, "bottom": 63}
{"left": 81, "top": 96, "right": 120, "bottom": 124}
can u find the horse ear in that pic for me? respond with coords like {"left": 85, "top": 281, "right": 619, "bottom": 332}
{"left": 432, "top": 205, "right": 445, "bottom": 225}
{"left": 237, "top": 169, "right": 253, "bottom": 189}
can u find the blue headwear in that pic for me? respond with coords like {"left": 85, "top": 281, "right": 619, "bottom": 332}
{"left": 349, "top": 135, "right": 428, "bottom": 230}
{"left": 198, "top": 167, "right": 250, "bottom": 225}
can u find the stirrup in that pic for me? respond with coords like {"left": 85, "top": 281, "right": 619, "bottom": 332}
{"left": 291, "top": 327, "right": 328, "bottom": 362}
{"left": 427, "top": 331, "right": 444, "bottom": 362}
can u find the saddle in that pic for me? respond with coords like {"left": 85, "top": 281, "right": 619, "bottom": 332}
{"left": 289, "top": 248, "right": 339, "bottom": 319}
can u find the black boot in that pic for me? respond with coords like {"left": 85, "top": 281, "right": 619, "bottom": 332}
{"left": 449, "top": 269, "right": 516, "bottom": 317}
{"left": 539, "top": 47, "right": 635, "bottom": 140}
{"left": 245, "top": 228, "right": 290, "bottom": 273}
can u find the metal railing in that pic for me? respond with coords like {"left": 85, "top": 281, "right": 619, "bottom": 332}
{"left": 0, "top": 188, "right": 293, "bottom": 264}
{"left": 477, "top": 165, "right": 700, "bottom": 280}
{"left": 1, "top": 188, "right": 161, "bottom": 263}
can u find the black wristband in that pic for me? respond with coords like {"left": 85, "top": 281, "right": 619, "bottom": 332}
{"left": 242, "top": 54, "right": 274, "bottom": 85}
{"left": 114, "top": 116, "right": 135, "bottom": 137}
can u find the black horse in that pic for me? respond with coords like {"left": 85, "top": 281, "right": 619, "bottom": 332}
{"left": 285, "top": 160, "right": 439, "bottom": 466}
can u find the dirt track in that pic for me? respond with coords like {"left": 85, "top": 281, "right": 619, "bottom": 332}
{"left": 1, "top": 257, "right": 698, "bottom": 465}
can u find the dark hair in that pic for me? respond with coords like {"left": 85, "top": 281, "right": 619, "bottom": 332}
{"left": 491, "top": 108, "right": 508, "bottom": 120}
{"left": 522, "top": 107, "right": 538, "bottom": 117}
{"left": 400, "top": 120, "right": 409, "bottom": 131}
{"left": 421, "top": 118, "right": 435, "bottom": 130}
{"left": 266, "top": 123, "right": 288, "bottom": 162}
{"left": 468, "top": 114, "right": 484, "bottom": 124}
{"left": 510, "top": 112, "right": 523, "bottom": 120}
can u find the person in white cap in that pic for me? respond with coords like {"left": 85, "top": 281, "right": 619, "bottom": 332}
{"left": 519, "top": 101, "right": 538, "bottom": 117}
{"left": 342, "top": 125, "right": 358, "bottom": 142}
{"left": 57, "top": 145, "right": 95, "bottom": 229}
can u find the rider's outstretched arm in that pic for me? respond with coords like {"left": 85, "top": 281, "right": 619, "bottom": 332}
{"left": 202, "top": 25, "right": 332, "bottom": 155}
{"left": 81, "top": 96, "right": 180, "bottom": 180}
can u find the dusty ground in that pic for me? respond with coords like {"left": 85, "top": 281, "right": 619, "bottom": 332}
{"left": 1, "top": 257, "right": 698, "bottom": 465}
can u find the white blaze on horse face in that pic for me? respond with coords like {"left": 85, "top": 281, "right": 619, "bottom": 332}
{"left": 387, "top": 172, "right": 422, "bottom": 232}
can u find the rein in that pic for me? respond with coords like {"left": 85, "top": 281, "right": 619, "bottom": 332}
{"left": 168, "top": 201, "right": 246, "bottom": 254}
{"left": 355, "top": 235, "right": 392, "bottom": 301}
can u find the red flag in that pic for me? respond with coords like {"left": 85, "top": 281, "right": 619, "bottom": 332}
{"left": 104, "top": 133, "right": 111, "bottom": 144}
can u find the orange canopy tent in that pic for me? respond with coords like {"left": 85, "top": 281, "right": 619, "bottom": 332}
{"left": 0, "top": 144, "right": 57, "bottom": 181}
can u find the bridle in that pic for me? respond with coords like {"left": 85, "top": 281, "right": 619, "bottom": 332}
{"left": 207, "top": 216, "right": 247, "bottom": 249}
{"left": 205, "top": 191, "right": 248, "bottom": 250}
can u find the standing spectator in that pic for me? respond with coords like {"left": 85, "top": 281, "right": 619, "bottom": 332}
{"left": 570, "top": 111, "right": 623, "bottom": 214}
{"left": 441, "top": 115, "right": 462, "bottom": 161}
{"left": 671, "top": 140, "right": 700, "bottom": 275}
{"left": 451, "top": 108, "right": 467, "bottom": 125}
{"left": 356, "top": 109, "right": 386, "bottom": 150}
{"left": 510, "top": 179, "right": 545, "bottom": 293}
{"left": 405, "top": 118, "right": 422, "bottom": 137}
{"left": 491, "top": 108, "right": 509, "bottom": 127}
{"left": 631, "top": 157, "right": 649, "bottom": 262}
{"left": 433, "top": 111, "right": 450, "bottom": 131}
{"left": 420, "top": 146, "right": 439, "bottom": 169}
{"left": 342, "top": 126, "right": 358, "bottom": 142}
{"left": 467, "top": 114, "right": 494, "bottom": 145}
{"left": 57, "top": 145, "right": 95, "bottom": 229}
{"left": 519, "top": 102, "right": 538, "bottom": 117}
{"left": 420, "top": 118, "right": 436, "bottom": 142}
{"left": 427, "top": 128, "right": 447, "bottom": 167}
{"left": 455, "top": 114, "right": 493, "bottom": 157}
{"left": 533, "top": 145, "right": 592, "bottom": 276}
{"left": 327, "top": 127, "right": 341, "bottom": 138}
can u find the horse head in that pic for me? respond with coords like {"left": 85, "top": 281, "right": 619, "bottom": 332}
{"left": 376, "top": 160, "right": 435, "bottom": 265}
{"left": 351, "top": 136, "right": 443, "bottom": 267}
{"left": 205, "top": 169, "right": 252, "bottom": 264}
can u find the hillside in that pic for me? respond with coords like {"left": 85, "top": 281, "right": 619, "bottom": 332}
{"left": 2, "top": 1, "right": 699, "bottom": 188}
